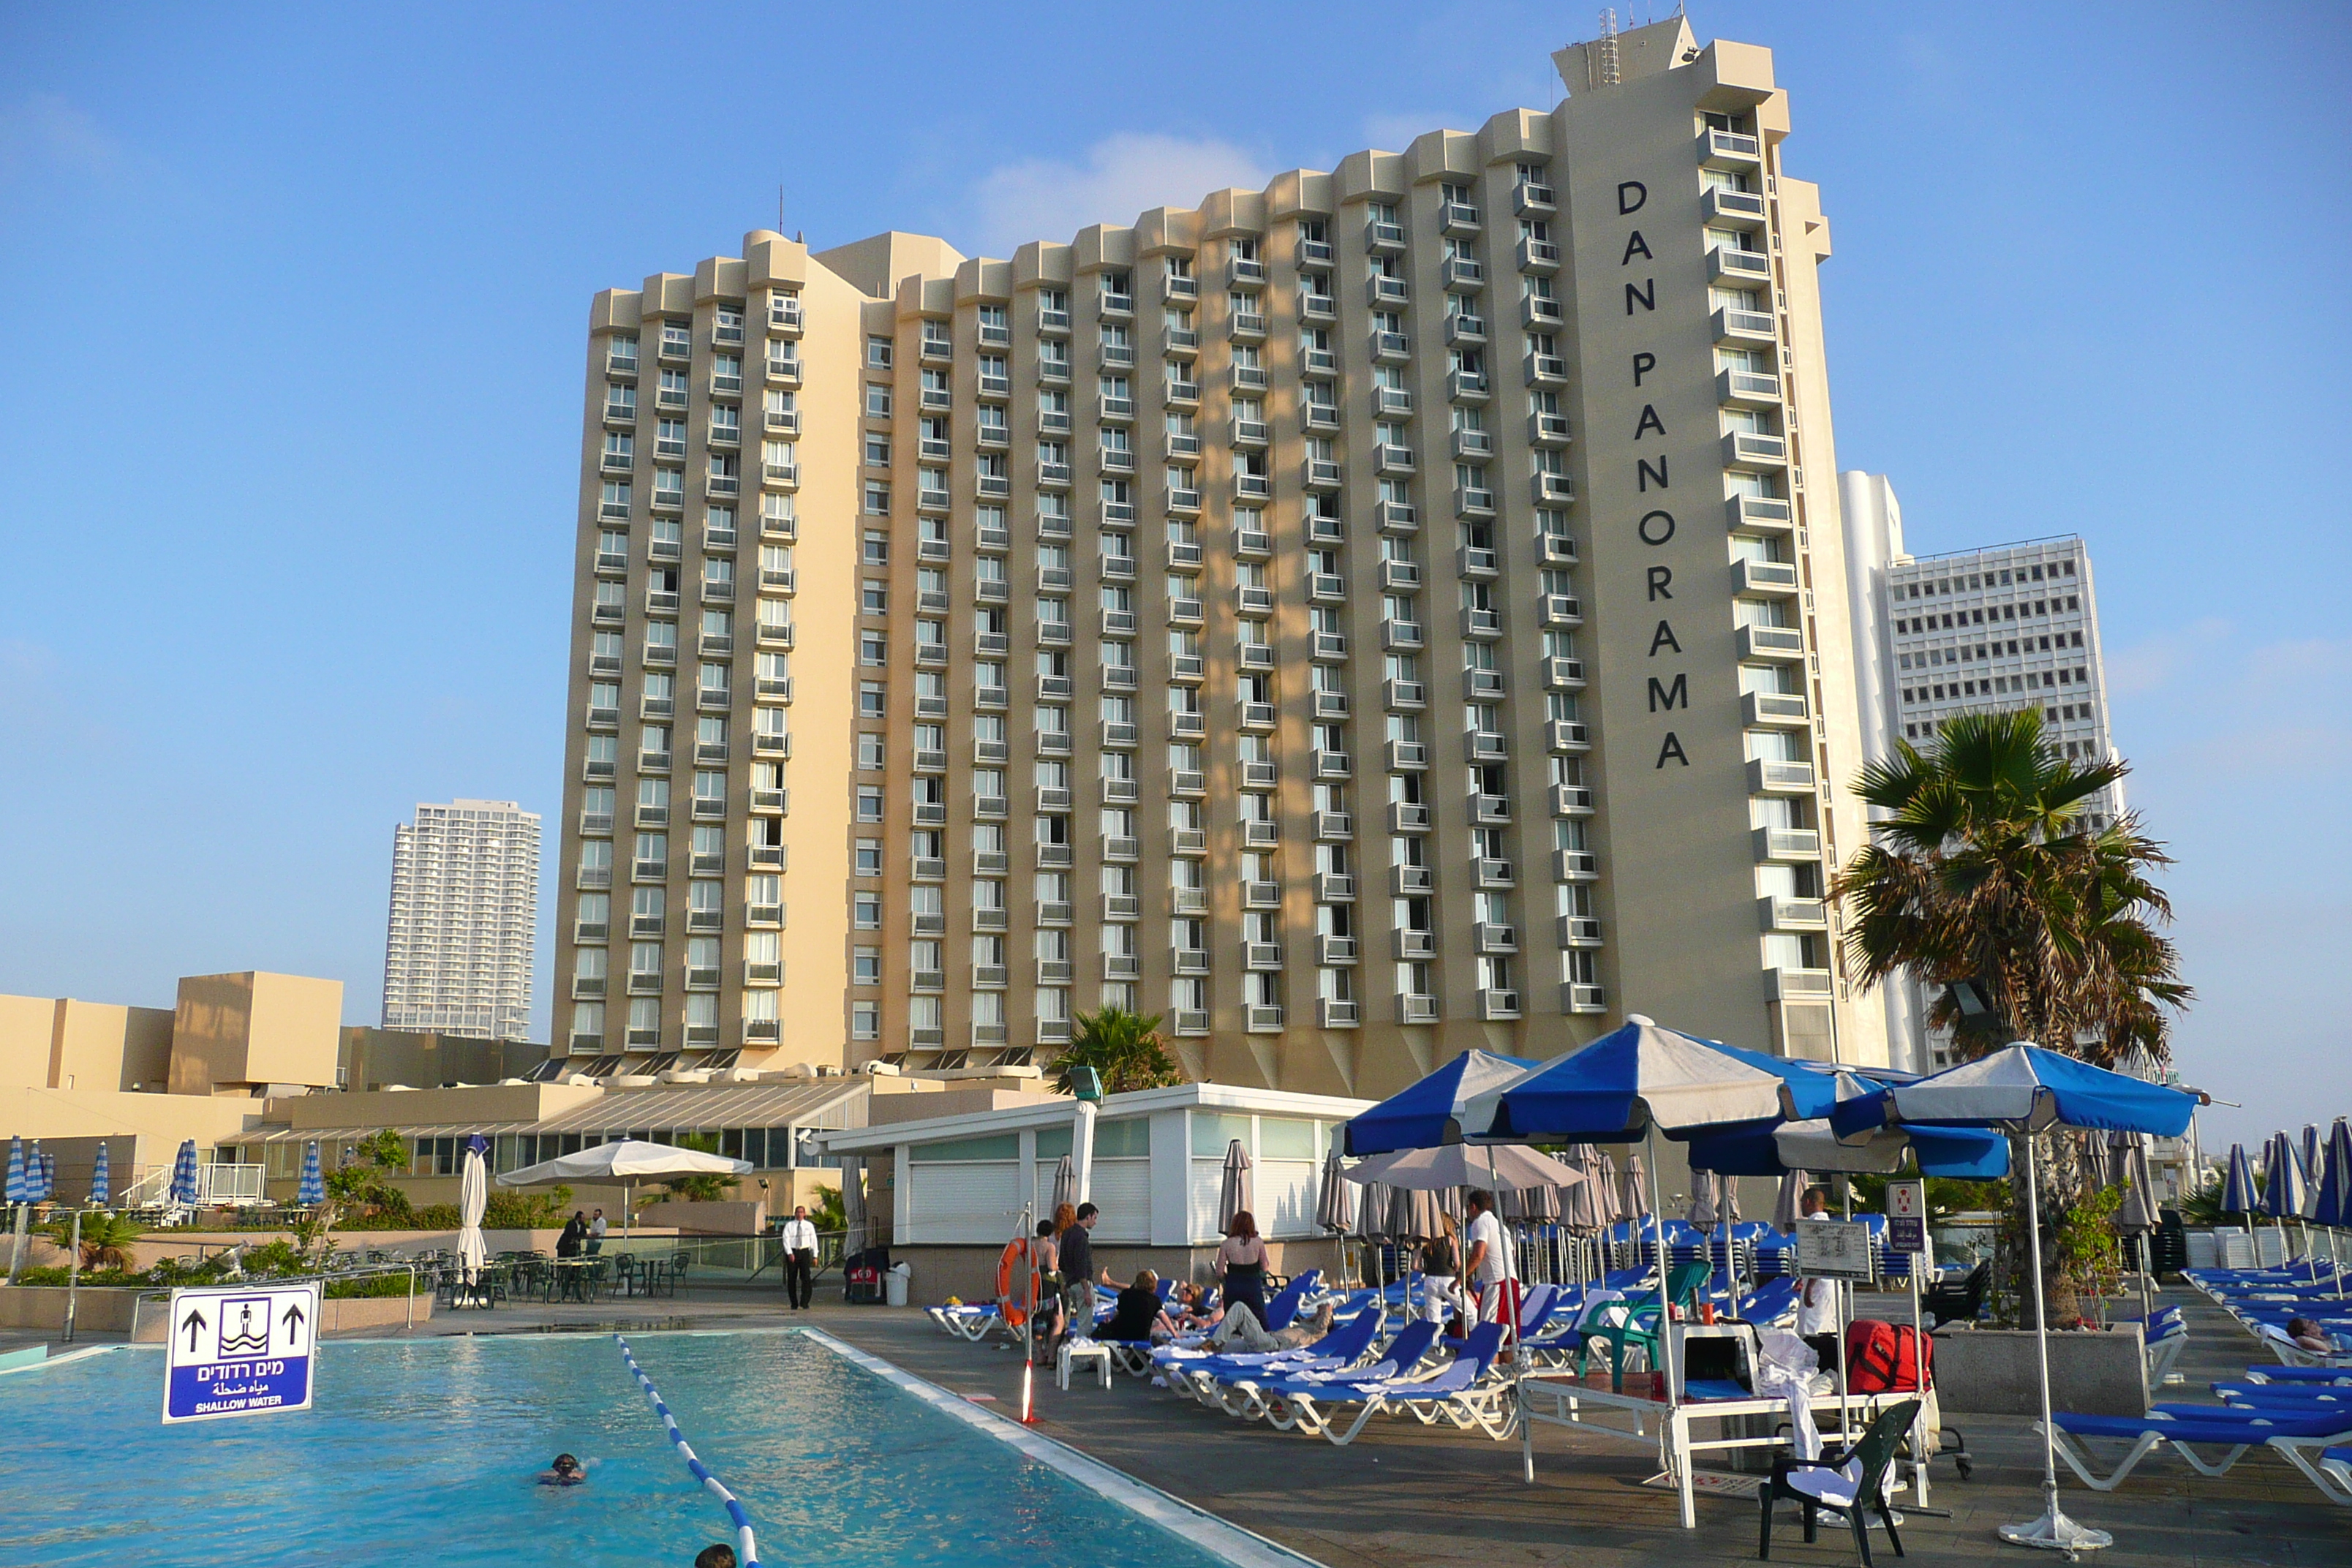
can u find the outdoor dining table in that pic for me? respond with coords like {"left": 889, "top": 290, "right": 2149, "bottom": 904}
{"left": 548, "top": 1259, "right": 603, "bottom": 1303}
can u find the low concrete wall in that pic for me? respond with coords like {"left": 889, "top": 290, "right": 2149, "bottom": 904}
{"left": 6, "top": 1225, "right": 690, "bottom": 1273}
{"left": 0, "top": 1286, "right": 434, "bottom": 1339}
{"left": 876, "top": 1237, "right": 1349, "bottom": 1308}
{"left": 1934, "top": 1324, "right": 2146, "bottom": 1417}
{"left": 635, "top": 1199, "right": 767, "bottom": 1235}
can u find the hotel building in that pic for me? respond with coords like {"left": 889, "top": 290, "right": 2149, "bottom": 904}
{"left": 1839, "top": 473, "right": 2125, "bottom": 1067}
{"left": 554, "top": 15, "right": 1893, "bottom": 1098}
{"left": 381, "top": 799, "right": 541, "bottom": 1041}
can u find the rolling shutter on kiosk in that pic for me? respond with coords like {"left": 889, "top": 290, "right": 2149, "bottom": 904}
{"left": 1088, "top": 1160, "right": 1150, "bottom": 1242}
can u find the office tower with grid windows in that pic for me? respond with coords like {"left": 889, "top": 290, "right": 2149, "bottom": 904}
{"left": 381, "top": 799, "right": 541, "bottom": 1041}
{"left": 554, "top": 15, "right": 1894, "bottom": 1093}
{"left": 1840, "top": 472, "right": 2125, "bottom": 1068}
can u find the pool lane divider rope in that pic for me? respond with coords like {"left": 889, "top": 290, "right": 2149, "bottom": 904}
{"left": 615, "top": 1335, "right": 761, "bottom": 1568}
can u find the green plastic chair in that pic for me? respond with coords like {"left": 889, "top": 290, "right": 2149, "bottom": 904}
{"left": 1758, "top": 1398, "right": 1921, "bottom": 1564}
{"left": 1579, "top": 1262, "right": 1714, "bottom": 1392}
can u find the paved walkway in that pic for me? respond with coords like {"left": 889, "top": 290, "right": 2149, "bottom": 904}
{"left": 14, "top": 1281, "right": 2345, "bottom": 1564}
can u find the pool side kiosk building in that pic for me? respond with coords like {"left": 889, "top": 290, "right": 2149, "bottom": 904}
{"left": 820, "top": 1080, "right": 1370, "bottom": 1304}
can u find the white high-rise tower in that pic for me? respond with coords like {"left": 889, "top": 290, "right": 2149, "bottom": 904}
{"left": 382, "top": 799, "right": 542, "bottom": 1041}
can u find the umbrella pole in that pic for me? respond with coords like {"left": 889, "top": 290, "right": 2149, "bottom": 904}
{"left": 1998, "top": 1135, "right": 2111, "bottom": 1553}
{"left": 1643, "top": 1127, "right": 1676, "bottom": 1408}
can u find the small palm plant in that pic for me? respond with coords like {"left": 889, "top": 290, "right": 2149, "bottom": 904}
{"left": 41, "top": 1210, "right": 142, "bottom": 1273}
{"left": 1049, "top": 1006, "right": 1186, "bottom": 1096}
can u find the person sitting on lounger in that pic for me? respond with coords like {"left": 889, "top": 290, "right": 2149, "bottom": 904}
{"left": 538, "top": 1453, "right": 587, "bottom": 1485}
{"left": 1096, "top": 1269, "right": 1169, "bottom": 1341}
{"left": 2286, "top": 1316, "right": 2340, "bottom": 1354}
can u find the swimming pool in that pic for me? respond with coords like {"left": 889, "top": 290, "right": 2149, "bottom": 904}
{"left": 0, "top": 1330, "right": 1308, "bottom": 1568}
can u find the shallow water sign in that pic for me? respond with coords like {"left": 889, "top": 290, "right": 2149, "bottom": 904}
{"left": 162, "top": 1281, "right": 320, "bottom": 1425}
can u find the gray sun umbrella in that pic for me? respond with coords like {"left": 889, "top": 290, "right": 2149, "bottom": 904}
{"left": 1354, "top": 1180, "right": 1390, "bottom": 1243}
{"left": 840, "top": 1156, "right": 868, "bottom": 1255}
{"left": 1559, "top": 1147, "right": 1605, "bottom": 1232}
{"left": 1687, "top": 1167, "right": 1721, "bottom": 1229}
{"left": 1316, "top": 1146, "right": 1352, "bottom": 1232}
{"left": 1216, "top": 1139, "right": 1254, "bottom": 1232}
{"left": 2107, "top": 1131, "right": 2160, "bottom": 1314}
{"left": 1593, "top": 1150, "right": 1627, "bottom": 1225}
{"left": 1774, "top": 1169, "right": 1809, "bottom": 1232}
{"left": 1049, "top": 1154, "right": 1077, "bottom": 1218}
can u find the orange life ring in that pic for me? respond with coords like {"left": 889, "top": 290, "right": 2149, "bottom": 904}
{"left": 996, "top": 1237, "right": 1036, "bottom": 1327}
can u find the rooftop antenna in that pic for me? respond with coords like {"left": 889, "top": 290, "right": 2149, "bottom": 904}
{"left": 1597, "top": 8, "right": 1622, "bottom": 88}
{"left": 777, "top": 184, "right": 785, "bottom": 233}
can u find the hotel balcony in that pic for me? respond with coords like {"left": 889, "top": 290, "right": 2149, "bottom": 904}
{"left": 1746, "top": 758, "right": 1818, "bottom": 796}
{"left": 1752, "top": 827, "right": 1822, "bottom": 864}
{"left": 1759, "top": 896, "right": 1829, "bottom": 932}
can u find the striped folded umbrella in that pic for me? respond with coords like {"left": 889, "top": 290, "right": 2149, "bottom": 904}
{"left": 3, "top": 1137, "right": 25, "bottom": 1205}
{"left": 35, "top": 1152, "right": 53, "bottom": 1202}
{"left": 2262, "top": 1131, "right": 2309, "bottom": 1220}
{"left": 2220, "top": 1143, "right": 2257, "bottom": 1215}
{"left": 169, "top": 1139, "right": 200, "bottom": 1206}
{"left": 297, "top": 1141, "right": 326, "bottom": 1207}
{"left": 2302, "top": 1124, "right": 2325, "bottom": 1219}
{"left": 89, "top": 1142, "right": 110, "bottom": 1207}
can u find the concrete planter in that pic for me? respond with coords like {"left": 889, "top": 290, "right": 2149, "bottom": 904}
{"left": 1933, "top": 1322, "right": 2146, "bottom": 1417}
{"left": 0, "top": 1286, "right": 433, "bottom": 1339}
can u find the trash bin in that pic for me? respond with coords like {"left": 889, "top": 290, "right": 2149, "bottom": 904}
{"left": 885, "top": 1262, "right": 911, "bottom": 1308}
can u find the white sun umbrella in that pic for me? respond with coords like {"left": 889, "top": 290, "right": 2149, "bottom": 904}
{"left": 1774, "top": 1169, "right": 1809, "bottom": 1232}
{"left": 1049, "top": 1154, "right": 1077, "bottom": 1218}
{"left": 497, "top": 1138, "right": 752, "bottom": 1240}
{"left": 457, "top": 1135, "right": 489, "bottom": 1289}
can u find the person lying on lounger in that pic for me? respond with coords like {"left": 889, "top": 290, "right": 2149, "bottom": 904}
{"left": 1209, "top": 1299, "right": 1335, "bottom": 1354}
{"left": 1169, "top": 1281, "right": 1224, "bottom": 1332}
{"left": 2286, "top": 1316, "right": 2340, "bottom": 1354}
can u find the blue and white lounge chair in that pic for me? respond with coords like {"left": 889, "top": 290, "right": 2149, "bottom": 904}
{"left": 2045, "top": 1405, "right": 2352, "bottom": 1490}
{"left": 1168, "top": 1310, "right": 1396, "bottom": 1414}
{"left": 1259, "top": 1323, "right": 1512, "bottom": 1445}
{"left": 1208, "top": 1319, "right": 1447, "bottom": 1419}
{"left": 925, "top": 1301, "right": 1006, "bottom": 1341}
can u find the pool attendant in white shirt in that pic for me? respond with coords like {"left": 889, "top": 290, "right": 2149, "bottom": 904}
{"left": 780, "top": 1205, "right": 821, "bottom": 1310}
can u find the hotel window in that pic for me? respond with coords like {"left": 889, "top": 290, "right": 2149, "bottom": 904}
{"left": 853, "top": 894, "right": 882, "bottom": 930}
{"left": 851, "top": 1003, "right": 880, "bottom": 1041}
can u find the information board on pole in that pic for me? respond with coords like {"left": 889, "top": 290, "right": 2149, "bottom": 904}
{"left": 1886, "top": 1180, "right": 1928, "bottom": 1257}
{"left": 162, "top": 1281, "right": 320, "bottom": 1425}
{"left": 1794, "top": 1218, "right": 1877, "bottom": 1283}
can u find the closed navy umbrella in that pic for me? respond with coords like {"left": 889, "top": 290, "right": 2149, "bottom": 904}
{"left": 88, "top": 1142, "right": 110, "bottom": 1208}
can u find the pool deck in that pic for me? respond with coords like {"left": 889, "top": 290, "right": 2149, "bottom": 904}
{"left": 10, "top": 1284, "right": 2344, "bottom": 1565}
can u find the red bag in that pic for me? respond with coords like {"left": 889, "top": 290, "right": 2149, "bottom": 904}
{"left": 1846, "top": 1319, "right": 1932, "bottom": 1392}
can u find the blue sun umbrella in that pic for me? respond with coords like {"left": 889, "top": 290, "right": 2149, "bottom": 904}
{"left": 2303, "top": 1125, "right": 2324, "bottom": 1215}
{"left": 35, "top": 1152, "right": 53, "bottom": 1202}
{"left": 2, "top": 1138, "right": 23, "bottom": 1205}
{"left": 1342, "top": 1049, "right": 1539, "bottom": 1156}
{"left": 168, "top": 1139, "right": 200, "bottom": 1207}
{"left": 2220, "top": 1142, "right": 2257, "bottom": 1217}
{"left": 2261, "top": 1129, "right": 2310, "bottom": 1272}
{"left": 2315, "top": 1120, "right": 2351, "bottom": 1300}
{"left": 297, "top": 1141, "right": 325, "bottom": 1206}
{"left": 25, "top": 1143, "right": 48, "bottom": 1202}
{"left": 1852, "top": 1043, "right": 2205, "bottom": 1553}
{"left": 89, "top": 1143, "right": 110, "bottom": 1207}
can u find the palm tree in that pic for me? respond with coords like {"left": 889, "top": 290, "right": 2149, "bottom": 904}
{"left": 1833, "top": 708, "right": 2188, "bottom": 1060}
{"left": 1048, "top": 1006, "right": 1185, "bottom": 1096}
{"left": 1831, "top": 708, "right": 2191, "bottom": 1324}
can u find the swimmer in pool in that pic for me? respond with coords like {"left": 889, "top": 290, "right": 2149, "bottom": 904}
{"left": 538, "top": 1452, "right": 587, "bottom": 1485}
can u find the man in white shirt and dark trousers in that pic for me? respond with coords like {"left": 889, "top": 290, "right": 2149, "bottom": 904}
{"left": 1462, "top": 1190, "right": 1519, "bottom": 1335}
{"left": 1795, "top": 1186, "right": 1843, "bottom": 1368}
{"left": 780, "top": 1205, "right": 820, "bottom": 1310}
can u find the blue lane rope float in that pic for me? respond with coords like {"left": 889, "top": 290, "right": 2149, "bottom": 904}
{"left": 615, "top": 1335, "right": 762, "bottom": 1568}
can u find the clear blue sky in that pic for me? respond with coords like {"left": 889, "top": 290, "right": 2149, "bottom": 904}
{"left": 3, "top": 3, "right": 2344, "bottom": 1149}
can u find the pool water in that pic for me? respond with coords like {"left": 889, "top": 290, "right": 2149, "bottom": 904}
{"left": 0, "top": 1331, "right": 1250, "bottom": 1568}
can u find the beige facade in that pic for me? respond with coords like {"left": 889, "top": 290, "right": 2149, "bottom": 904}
{"left": 554, "top": 17, "right": 1889, "bottom": 1096}
{"left": 2, "top": 995, "right": 186, "bottom": 1093}
{"left": 167, "top": 971, "right": 344, "bottom": 1095}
